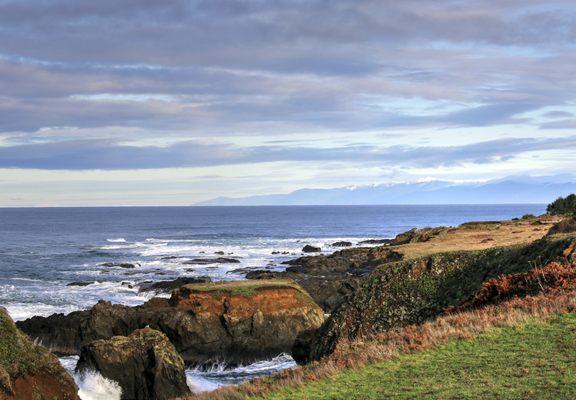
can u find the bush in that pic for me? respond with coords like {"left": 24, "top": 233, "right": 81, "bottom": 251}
{"left": 521, "top": 214, "right": 536, "bottom": 220}
{"left": 547, "top": 194, "right": 576, "bottom": 216}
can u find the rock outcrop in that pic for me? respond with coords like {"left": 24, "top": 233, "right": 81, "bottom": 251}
{"left": 18, "top": 280, "right": 325, "bottom": 365}
{"left": 77, "top": 328, "right": 190, "bottom": 400}
{"left": 0, "top": 307, "right": 79, "bottom": 400}
{"left": 296, "top": 234, "right": 576, "bottom": 364}
{"left": 248, "top": 246, "right": 403, "bottom": 313}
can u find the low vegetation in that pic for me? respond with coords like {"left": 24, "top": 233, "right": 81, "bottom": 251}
{"left": 178, "top": 279, "right": 310, "bottom": 298}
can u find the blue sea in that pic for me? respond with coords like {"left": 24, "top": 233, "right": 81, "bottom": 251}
{"left": 0, "top": 204, "right": 545, "bottom": 396}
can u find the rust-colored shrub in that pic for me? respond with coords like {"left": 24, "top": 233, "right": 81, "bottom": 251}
{"left": 451, "top": 260, "right": 576, "bottom": 312}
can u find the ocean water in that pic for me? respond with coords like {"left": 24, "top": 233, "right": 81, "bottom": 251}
{"left": 0, "top": 204, "right": 545, "bottom": 397}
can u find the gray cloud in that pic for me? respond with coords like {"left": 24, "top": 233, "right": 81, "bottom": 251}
{"left": 0, "top": 0, "right": 574, "bottom": 136}
{"left": 1, "top": 136, "right": 574, "bottom": 170}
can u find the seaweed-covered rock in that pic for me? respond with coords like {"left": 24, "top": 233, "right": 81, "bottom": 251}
{"left": 0, "top": 307, "right": 79, "bottom": 400}
{"left": 77, "top": 328, "right": 190, "bottom": 400}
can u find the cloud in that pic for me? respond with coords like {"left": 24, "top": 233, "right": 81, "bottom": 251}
{"left": 0, "top": 1, "right": 574, "bottom": 136}
{"left": 1, "top": 136, "right": 575, "bottom": 170}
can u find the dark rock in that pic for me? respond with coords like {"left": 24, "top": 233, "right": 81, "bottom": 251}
{"left": 138, "top": 276, "right": 211, "bottom": 293}
{"left": 245, "top": 270, "right": 276, "bottom": 280}
{"left": 214, "top": 251, "right": 225, "bottom": 255}
{"left": 66, "top": 281, "right": 94, "bottom": 287}
{"left": 245, "top": 246, "right": 404, "bottom": 313}
{"left": 357, "top": 239, "right": 392, "bottom": 245}
{"left": 77, "top": 328, "right": 190, "bottom": 400}
{"left": 183, "top": 257, "right": 240, "bottom": 265}
{"left": 0, "top": 307, "right": 79, "bottom": 400}
{"left": 302, "top": 245, "right": 321, "bottom": 253}
{"left": 332, "top": 241, "right": 353, "bottom": 247}
{"left": 101, "top": 262, "right": 140, "bottom": 269}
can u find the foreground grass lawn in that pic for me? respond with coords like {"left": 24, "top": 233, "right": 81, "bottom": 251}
{"left": 264, "top": 314, "right": 576, "bottom": 400}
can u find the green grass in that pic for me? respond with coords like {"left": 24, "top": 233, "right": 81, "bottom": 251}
{"left": 182, "top": 279, "right": 309, "bottom": 298}
{"left": 263, "top": 314, "right": 576, "bottom": 400}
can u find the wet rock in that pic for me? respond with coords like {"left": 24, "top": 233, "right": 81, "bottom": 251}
{"left": 101, "top": 262, "right": 140, "bottom": 269}
{"left": 183, "top": 257, "right": 240, "bottom": 265}
{"left": 332, "top": 241, "right": 352, "bottom": 247}
{"left": 302, "top": 245, "right": 321, "bottom": 253}
{"left": 0, "top": 307, "right": 79, "bottom": 400}
{"left": 66, "top": 281, "right": 94, "bottom": 287}
{"left": 138, "top": 276, "right": 212, "bottom": 293}
{"left": 77, "top": 328, "right": 190, "bottom": 400}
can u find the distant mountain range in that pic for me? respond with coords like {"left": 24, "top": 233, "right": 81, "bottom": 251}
{"left": 196, "top": 176, "right": 576, "bottom": 206}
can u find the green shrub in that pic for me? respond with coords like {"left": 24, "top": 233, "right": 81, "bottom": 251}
{"left": 547, "top": 194, "right": 576, "bottom": 216}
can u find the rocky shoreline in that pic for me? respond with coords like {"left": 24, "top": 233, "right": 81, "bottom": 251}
{"left": 4, "top": 215, "right": 575, "bottom": 399}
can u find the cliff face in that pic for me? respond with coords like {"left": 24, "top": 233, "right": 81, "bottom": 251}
{"left": 0, "top": 307, "right": 79, "bottom": 400}
{"left": 302, "top": 235, "right": 576, "bottom": 362}
{"left": 18, "top": 280, "right": 325, "bottom": 365}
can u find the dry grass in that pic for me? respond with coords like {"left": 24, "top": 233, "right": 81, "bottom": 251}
{"left": 396, "top": 216, "right": 560, "bottom": 260}
{"left": 192, "top": 288, "right": 576, "bottom": 400}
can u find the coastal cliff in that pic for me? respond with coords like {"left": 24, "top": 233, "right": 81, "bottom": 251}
{"left": 0, "top": 307, "right": 79, "bottom": 400}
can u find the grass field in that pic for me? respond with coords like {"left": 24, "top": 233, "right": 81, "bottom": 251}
{"left": 261, "top": 314, "right": 576, "bottom": 400}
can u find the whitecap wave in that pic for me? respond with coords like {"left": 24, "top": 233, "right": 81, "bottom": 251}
{"left": 186, "top": 353, "right": 296, "bottom": 392}
{"left": 59, "top": 357, "right": 122, "bottom": 400}
{"left": 106, "top": 238, "right": 126, "bottom": 243}
{"left": 76, "top": 370, "right": 123, "bottom": 400}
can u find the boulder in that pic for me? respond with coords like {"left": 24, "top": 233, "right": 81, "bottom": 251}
{"left": 19, "top": 280, "right": 325, "bottom": 366}
{"left": 0, "top": 307, "right": 79, "bottom": 400}
{"left": 138, "top": 276, "right": 211, "bottom": 293}
{"left": 302, "top": 245, "right": 321, "bottom": 253}
{"left": 77, "top": 328, "right": 191, "bottom": 400}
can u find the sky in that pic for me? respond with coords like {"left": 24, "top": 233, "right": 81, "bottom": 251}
{"left": 0, "top": 0, "right": 575, "bottom": 206}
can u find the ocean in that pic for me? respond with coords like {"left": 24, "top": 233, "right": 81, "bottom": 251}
{"left": 0, "top": 204, "right": 545, "bottom": 397}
